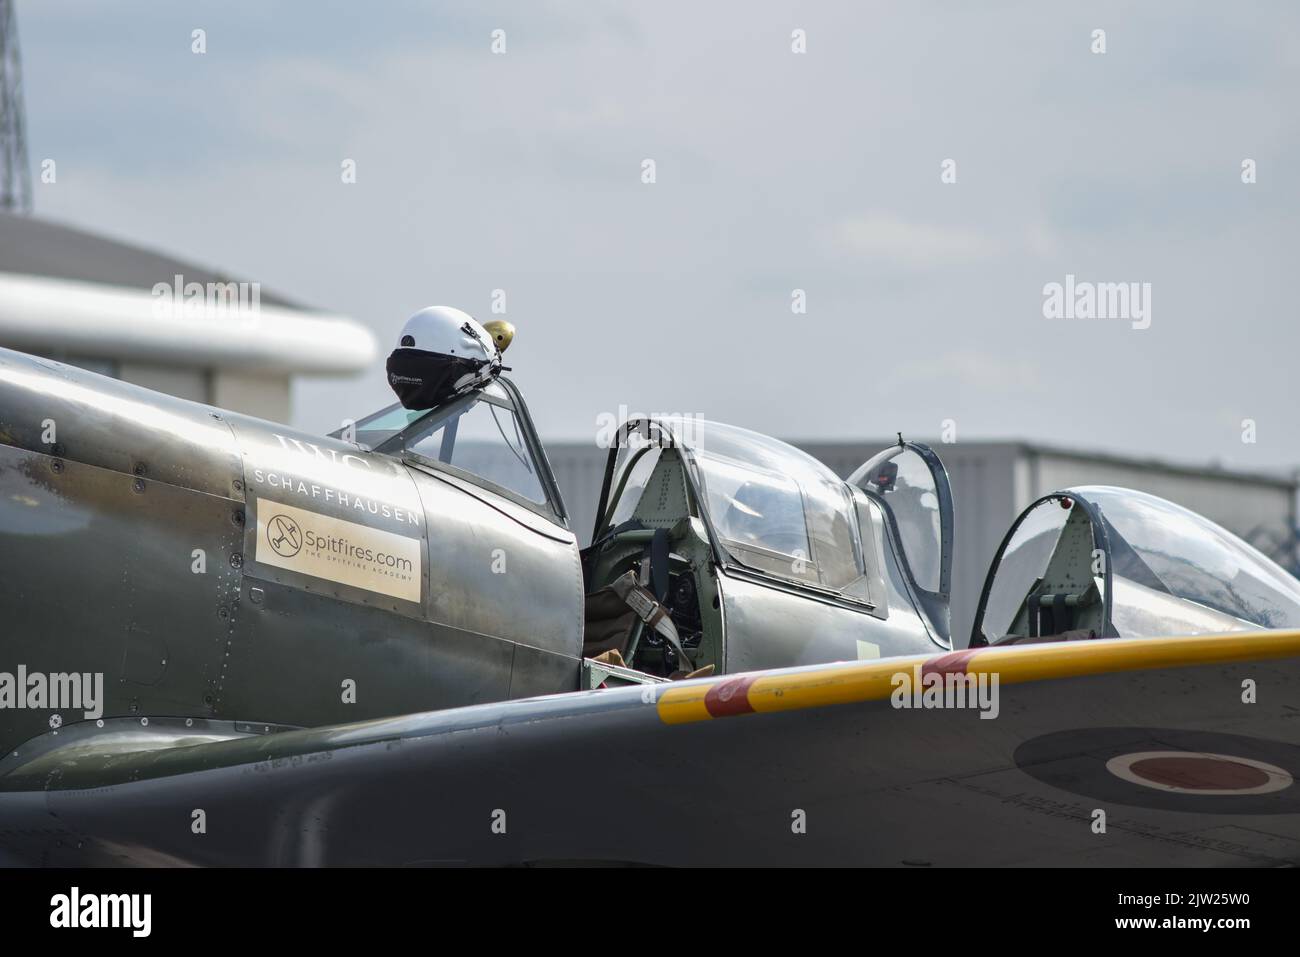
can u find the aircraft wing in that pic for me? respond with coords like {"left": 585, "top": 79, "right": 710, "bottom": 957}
{"left": 3, "top": 630, "right": 1300, "bottom": 866}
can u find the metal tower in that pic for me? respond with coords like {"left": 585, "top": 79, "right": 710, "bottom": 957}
{"left": 0, "top": 0, "right": 31, "bottom": 213}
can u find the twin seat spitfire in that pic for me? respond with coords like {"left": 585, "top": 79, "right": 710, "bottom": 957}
{"left": 1, "top": 344, "right": 1298, "bottom": 866}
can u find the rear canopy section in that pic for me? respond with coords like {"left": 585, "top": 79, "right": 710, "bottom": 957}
{"left": 971, "top": 486, "right": 1300, "bottom": 646}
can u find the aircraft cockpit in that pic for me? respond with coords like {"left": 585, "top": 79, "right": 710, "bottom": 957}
{"left": 342, "top": 379, "right": 567, "bottom": 524}
{"left": 971, "top": 486, "right": 1300, "bottom": 646}
{"left": 581, "top": 418, "right": 951, "bottom": 680}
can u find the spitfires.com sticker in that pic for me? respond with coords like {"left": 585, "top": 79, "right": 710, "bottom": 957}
{"left": 254, "top": 498, "right": 422, "bottom": 603}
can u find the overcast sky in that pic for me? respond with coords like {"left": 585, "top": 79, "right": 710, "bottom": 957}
{"left": 17, "top": 1, "right": 1300, "bottom": 472}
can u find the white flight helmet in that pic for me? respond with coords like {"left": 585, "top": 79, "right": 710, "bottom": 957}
{"left": 386, "top": 305, "right": 503, "bottom": 410}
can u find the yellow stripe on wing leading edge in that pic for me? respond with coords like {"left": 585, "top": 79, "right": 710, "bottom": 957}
{"left": 655, "top": 629, "right": 1300, "bottom": 725}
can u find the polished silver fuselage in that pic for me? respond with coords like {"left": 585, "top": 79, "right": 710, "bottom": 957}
{"left": 0, "top": 349, "right": 584, "bottom": 757}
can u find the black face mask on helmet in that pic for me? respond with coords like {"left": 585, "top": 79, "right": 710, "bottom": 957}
{"left": 386, "top": 348, "right": 488, "bottom": 411}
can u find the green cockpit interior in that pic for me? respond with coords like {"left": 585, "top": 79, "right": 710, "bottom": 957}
{"left": 581, "top": 444, "right": 721, "bottom": 678}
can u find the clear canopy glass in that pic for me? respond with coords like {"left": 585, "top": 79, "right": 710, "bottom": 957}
{"left": 344, "top": 382, "right": 547, "bottom": 505}
{"left": 1082, "top": 486, "right": 1300, "bottom": 632}
{"left": 848, "top": 446, "right": 943, "bottom": 593}
{"left": 977, "top": 486, "right": 1300, "bottom": 643}
{"left": 346, "top": 403, "right": 426, "bottom": 450}
{"left": 606, "top": 418, "right": 862, "bottom": 590}
{"left": 980, "top": 496, "right": 1073, "bottom": 641}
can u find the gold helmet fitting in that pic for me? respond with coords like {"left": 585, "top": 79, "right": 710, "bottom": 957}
{"left": 482, "top": 319, "right": 515, "bottom": 354}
